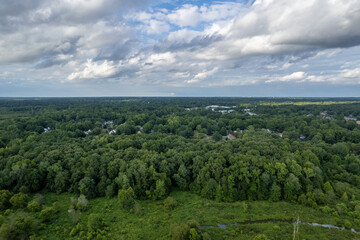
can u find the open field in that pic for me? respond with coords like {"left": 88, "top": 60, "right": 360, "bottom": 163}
{"left": 30, "top": 191, "right": 359, "bottom": 240}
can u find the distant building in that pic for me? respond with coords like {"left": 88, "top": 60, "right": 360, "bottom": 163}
{"left": 102, "top": 120, "right": 114, "bottom": 128}
{"left": 219, "top": 110, "right": 234, "bottom": 114}
{"left": 84, "top": 129, "right": 92, "bottom": 135}
{"left": 344, "top": 115, "right": 357, "bottom": 121}
{"left": 109, "top": 129, "right": 117, "bottom": 134}
{"left": 244, "top": 108, "right": 256, "bottom": 115}
{"left": 357, "top": 121, "right": 360, "bottom": 125}
{"left": 185, "top": 107, "right": 200, "bottom": 111}
{"left": 205, "top": 105, "right": 220, "bottom": 110}
{"left": 300, "top": 135, "right": 306, "bottom": 141}
{"left": 226, "top": 133, "right": 236, "bottom": 140}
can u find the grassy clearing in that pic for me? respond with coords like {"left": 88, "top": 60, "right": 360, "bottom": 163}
{"left": 34, "top": 190, "right": 360, "bottom": 240}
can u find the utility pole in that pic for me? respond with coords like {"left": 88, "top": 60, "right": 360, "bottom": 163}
{"left": 293, "top": 216, "right": 300, "bottom": 240}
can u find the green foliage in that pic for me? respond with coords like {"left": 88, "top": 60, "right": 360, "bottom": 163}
{"left": 164, "top": 197, "right": 178, "bottom": 210}
{"left": 284, "top": 174, "right": 301, "bottom": 201}
{"left": 170, "top": 223, "right": 190, "bottom": 240}
{"left": 40, "top": 207, "right": 57, "bottom": 222}
{"left": 170, "top": 220, "right": 203, "bottom": 240}
{"left": 189, "top": 228, "right": 200, "bottom": 240}
{"left": 269, "top": 184, "right": 281, "bottom": 202}
{"left": 9, "top": 192, "right": 28, "bottom": 208}
{"left": 27, "top": 201, "right": 42, "bottom": 212}
{"left": 215, "top": 185, "right": 224, "bottom": 202}
{"left": 202, "top": 179, "right": 218, "bottom": 200}
{"left": 79, "top": 177, "right": 96, "bottom": 199}
{"left": 174, "top": 164, "right": 190, "bottom": 191}
{"left": 323, "top": 181, "right": 334, "bottom": 193}
{"left": 0, "top": 190, "right": 12, "bottom": 210}
{"left": 153, "top": 179, "right": 167, "bottom": 200}
{"left": 76, "top": 194, "right": 89, "bottom": 211}
{"left": 253, "top": 234, "right": 269, "bottom": 240}
{"left": 69, "top": 209, "right": 81, "bottom": 224}
{"left": 1, "top": 98, "right": 360, "bottom": 239}
{"left": 118, "top": 187, "right": 135, "bottom": 211}
{"left": 87, "top": 214, "right": 105, "bottom": 232}
{"left": 202, "top": 232, "right": 211, "bottom": 240}
{"left": 212, "top": 131, "right": 222, "bottom": 141}
{"left": 0, "top": 213, "right": 38, "bottom": 240}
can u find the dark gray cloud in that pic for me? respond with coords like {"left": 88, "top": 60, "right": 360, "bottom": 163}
{"left": 153, "top": 34, "right": 223, "bottom": 53}
{"left": 94, "top": 39, "right": 138, "bottom": 62}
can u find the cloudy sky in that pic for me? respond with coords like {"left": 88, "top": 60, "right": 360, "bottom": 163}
{"left": 1, "top": 0, "right": 360, "bottom": 97}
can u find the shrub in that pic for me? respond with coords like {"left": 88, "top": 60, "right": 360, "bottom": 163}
{"left": 170, "top": 224, "right": 190, "bottom": 240}
{"left": 189, "top": 228, "right": 200, "bottom": 240}
{"left": 344, "top": 220, "right": 352, "bottom": 229}
{"left": 118, "top": 187, "right": 135, "bottom": 211}
{"left": 33, "top": 194, "right": 45, "bottom": 205}
{"left": 164, "top": 197, "right": 178, "bottom": 210}
{"left": 87, "top": 214, "right": 105, "bottom": 231}
{"left": 86, "top": 214, "right": 108, "bottom": 239}
{"left": 170, "top": 220, "right": 201, "bottom": 240}
{"left": 40, "top": 207, "right": 56, "bottom": 222}
{"left": 202, "top": 232, "right": 211, "bottom": 240}
{"left": 253, "top": 234, "right": 269, "bottom": 240}
{"left": 9, "top": 193, "right": 28, "bottom": 208}
{"left": 0, "top": 213, "right": 38, "bottom": 240}
{"left": 76, "top": 195, "right": 89, "bottom": 211}
{"left": 0, "top": 190, "right": 12, "bottom": 210}
{"left": 0, "top": 215, "right": 4, "bottom": 225}
{"left": 27, "top": 201, "right": 42, "bottom": 212}
{"left": 70, "top": 197, "right": 77, "bottom": 210}
{"left": 69, "top": 209, "right": 81, "bottom": 224}
{"left": 153, "top": 180, "right": 167, "bottom": 200}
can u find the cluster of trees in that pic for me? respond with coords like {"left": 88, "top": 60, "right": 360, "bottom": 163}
{"left": 1, "top": 97, "right": 360, "bottom": 237}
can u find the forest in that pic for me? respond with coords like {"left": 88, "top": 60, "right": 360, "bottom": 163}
{"left": 1, "top": 97, "right": 360, "bottom": 239}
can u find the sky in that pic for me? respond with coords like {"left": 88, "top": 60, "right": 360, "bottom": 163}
{"left": 1, "top": 0, "right": 360, "bottom": 97}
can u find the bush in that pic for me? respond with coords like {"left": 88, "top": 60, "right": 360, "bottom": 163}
{"left": 0, "top": 190, "right": 12, "bottom": 210}
{"left": 76, "top": 195, "right": 89, "bottom": 211}
{"left": 40, "top": 207, "right": 56, "bottom": 222}
{"left": 87, "top": 214, "right": 105, "bottom": 231}
{"left": 9, "top": 192, "right": 28, "bottom": 208}
{"left": 0, "top": 213, "right": 38, "bottom": 240}
{"left": 170, "top": 224, "right": 190, "bottom": 240}
{"left": 69, "top": 209, "right": 81, "bottom": 224}
{"left": 153, "top": 180, "right": 167, "bottom": 200}
{"left": 133, "top": 202, "right": 142, "bottom": 216}
{"left": 344, "top": 220, "right": 352, "bottom": 229}
{"left": 202, "top": 232, "right": 211, "bottom": 240}
{"left": 164, "top": 197, "right": 178, "bottom": 210}
{"left": 189, "top": 228, "right": 200, "bottom": 240}
{"left": 33, "top": 194, "right": 44, "bottom": 205}
{"left": 86, "top": 214, "right": 108, "bottom": 239}
{"left": 269, "top": 184, "right": 281, "bottom": 202}
{"left": 253, "top": 234, "right": 269, "bottom": 240}
{"left": 27, "top": 201, "right": 42, "bottom": 212}
{"left": 118, "top": 187, "right": 135, "bottom": 211}
{"left": 0, "top": 215, "right": 4, "bottom": 225}
{"left": 170, "top": 220, "right": 201, "bottom": 240}
{"left": 319, "top": 205, "right": 336, "bottom": 215}
{"left": 70, "top": 197, "right": 77, "bottom": 209}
